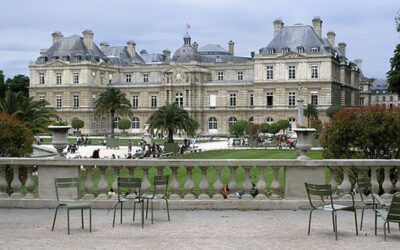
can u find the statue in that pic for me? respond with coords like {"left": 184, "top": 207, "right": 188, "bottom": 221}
{"left": 296, "top": 83, "right": 305, "bottom": 127}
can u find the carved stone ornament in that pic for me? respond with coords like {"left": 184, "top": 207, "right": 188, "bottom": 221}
{"left": 174, "top": 68, "right": 186, "bottom": 84}
{"left": 278, "top": 51, "right": 306, "bottom": 59}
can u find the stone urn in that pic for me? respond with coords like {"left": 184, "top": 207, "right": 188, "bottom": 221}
{"left": 293, "top": 128, "right": 316, "bottom": 160}
{"left": 48, "top": 125, "right": 72, "bottom": 158}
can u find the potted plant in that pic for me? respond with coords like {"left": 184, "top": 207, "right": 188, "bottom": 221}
{"left": 48, "top": 120, "right": 71, "bottom": 158}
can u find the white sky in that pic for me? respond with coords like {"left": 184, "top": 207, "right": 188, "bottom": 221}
{"left": 0, "top": 0, "right": 398, "bottom": 79}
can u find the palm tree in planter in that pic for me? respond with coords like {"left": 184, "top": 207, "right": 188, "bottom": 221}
{"left": 94, "top": 88, "right": 133, "bottom": 139}
{"left": 304, "top": 104, "right": 319, "bottom": 127}
{"left": 147, "top": 103, "right": 198, "bottom": 153}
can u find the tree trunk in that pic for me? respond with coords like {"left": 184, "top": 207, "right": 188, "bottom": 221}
{"left": 168, "top": 128, "right": 174, "bottom": 143}
{"left": 110, "top": 110, "right": 115, "bottom": 138}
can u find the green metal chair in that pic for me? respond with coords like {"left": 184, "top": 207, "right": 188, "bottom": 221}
{"left": 112, "top": 177, "right": 145, "bottom": 228}
{"left": 305, "top": 183, "right": 358, "bottom": 240}
{"left": 374, "top": 193, "right": 400, "bottom": 241}
{"left": 356, "top": 177, "right": 375, "bottom": 230}
{"left": 51, "top": 178, "right": 92, "bottom": 235}
{"left": 143, "top": 175, "right": 170, "bottom": 224}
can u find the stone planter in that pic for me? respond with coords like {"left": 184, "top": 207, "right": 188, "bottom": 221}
{"left": 48, "top": 125, "right": 72, "bottom": 158}
{"left": 293, "top": 128, "right": 316, "bottom": 160}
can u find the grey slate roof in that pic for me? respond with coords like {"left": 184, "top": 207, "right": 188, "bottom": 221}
{"left": 199, "top": 44, "right": 230, "bottom": 55}
{"left": 102, "top": 46, "right": 145, "bottom": 65}
{"left": 140, "top": 50, "right": 165, "bottom": 64}
{"left": 198, "top": 44, "right": 251, "bottom": 63}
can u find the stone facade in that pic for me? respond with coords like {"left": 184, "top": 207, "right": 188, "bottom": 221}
{"left": 370, "top": 79, "right": 400, "bottom": 108}
{"left": 29, "top": 18, "right": 363, "bottom": 135}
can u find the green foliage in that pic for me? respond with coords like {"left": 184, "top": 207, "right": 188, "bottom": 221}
{"left": 118, "top": 118, "right": 131, "bottom": 132}
{"left": 268, "top": 122, "right": 281, "bottom": 135}
{"left": 247, "top": 123, "right": 260, "bottom": 139}
{"left": 5, "top": 74, "right": 29, "bottom": 96}
{"left": 304, "top": 104, "right": 319, "bottom": 127}
{"left": 52, "top": 119, "right": 68, "bottom": 126}
{"left": 276, "top": 119, "right": 290, "bottom": 134}
{"left": 94, "top": 88, "right": 133, "bottom": 137}
{"left": 259, "top": 123, "right": 270, "bottom": 133}
{"left": 229, "top": 120, "right": 249, "bottom": 138}
{"left": 387, "top": 13, "right": 400, "bottom": 95}
{"left": 71, "top": 117, "right": 84, "bottom": 130}
{"left": 0, "top": 90, "right": 58, "bottom": 134}
{"left": 0, "top": 70, "right": 5, "bottom": 98}
{"left": 310, "top": 118, "right": 323, "bottom": 138}
{"left": 147, "top": 103, "right": 197, "bottom": 143}
{"left": 321, "top": 106, "right": 400, "bottom": 159}
{"left": 0, "top": 112, "right": 33, "bottom": 157}
{"left": 326, "top": 105, "right": 340, "bottom": 118}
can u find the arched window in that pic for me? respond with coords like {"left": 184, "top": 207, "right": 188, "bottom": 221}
{"left": 100, "top": 117, "right": 106, "bottom": 129}
{"left": 208, "top": 117, "right": 217, "bottom": 129}
{"left": 265, "top": 117, "right": 274, "bottom": 123}
{"left": 228, "top": 116, "right": 237, "bottom": 127}
{"left": 113, "top": 117, "right": 120, "bottom": 129}
{"left": 248, "top": 117, "right": 254, "bottom": 124}
{"left": 91, "top": 119, "right": 97, "bottom": 131}
{"left": 132, "top": 117, "right": 140, "bottom": 129}
{"left": 175, "top": 92, "right": 184, "bottom": 107}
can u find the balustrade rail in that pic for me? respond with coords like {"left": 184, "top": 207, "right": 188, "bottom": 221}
{"left": 0, "top": 158, "right": 399, "bottom": 209}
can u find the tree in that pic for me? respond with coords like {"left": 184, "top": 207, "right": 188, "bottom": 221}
{"left": 259, "top": 123, "right": 270, "bottom": 134}
{"left": 0, "top": 70, "right": 6, "bottom": 98}
{"left": 71, "top": 117, "right": 84, "bottom": 132}
{"left": 0, "top": 90, "right": 58, "bottom": 134}
{"left": 268, "top": 122, "right": 282, "bottom": 135}
{"left": 326, "top": 105, "right": 340, "bottom": 119}
{"left": 118, "top": 118, "right": 131, "bottom": 133}
{"left": 387, "top": 13, "right": 400, "bottom": 95}
{"left": 147, "top": 103, "right": 197, "bottom": 143}
{"left": 247, "top": 123, "right": 260, "bottom": 140}
{"left": 229, "top": 120, "right": 249, "bottom": 138}
{"left": 320, "top": 106, "right": 400, "bottom": 159}
{"left": 5, "top": 74, "right": 29, "bottom": 96}
{"left": 94, "top": 88, "right": 133, "bottom": 137}
{"left": 276, "top": 119, "right": 290, "bottom": 134}
{"left": 304, "top": 104, "right": 319, "bottom": 127}
{"left": 310, "top": 118, "right": 323, "bottom": 138}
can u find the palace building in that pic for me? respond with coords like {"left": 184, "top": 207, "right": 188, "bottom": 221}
{"left": 29, "top": 17, "right": 365, "bottom": 135}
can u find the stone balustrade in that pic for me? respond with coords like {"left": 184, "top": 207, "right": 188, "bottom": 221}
{"left": 0, "top": 158, "right": 399, "bottom": 209}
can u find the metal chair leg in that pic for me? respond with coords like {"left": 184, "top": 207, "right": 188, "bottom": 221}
{"left": 113, "top": 202, "right": 118, "bottom": 227}
{"left": 146, "top": 199, "right": 149, "bottom": 219}
{"left": 384, "top": 222, "right": 387, "bottom": 241}
{"left": 141, "top": 201, "right": 144, "bottom": 229}
{"left": 67, "top": 209, "right": 70, "bottom": 235}
{"left": 334, "top": 212, "right": 338, "bottom": 241}
{"left": 354, "top": 209, "right": 358, "bottom": 236}
{"left": 120, "top": 202, "right": 123, "bottom": 224}
{"left": 151, "top": 200, "right": 154, "bottom": 224}
{"left": 388, "top": 222, "right": 391, "bottom": 234}
{"left": 89, "top": 208, "right": 92, "bottom": 233}
{"left": 331, "top": 211, "right": 335, "bottom": 232}
{"left": 166, "top": 198, "right": 170, "bottom": 222}
{"left": 375, "top": 210, "right": 378, "bottom": 235}
{"left": 52, "top": 206, "right": 59, "bottom": 231}
{"left": 81, "top": 209, "right": 84, "bottom": 229}
{"left": 133, "top": 202, "right": 136, "bottom": 222}
{"left": 308, "top": 209, "right": 314, "bottom": 235}
{"left": 360, "top": 206, "right": 365, "bottom": 230}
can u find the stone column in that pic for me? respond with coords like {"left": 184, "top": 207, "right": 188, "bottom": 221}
{"left": 83, "top": 166, "right": 95, "bottom": 200}
{"left": 338, "top": 167, "right": 352, "bottom": 198}
{"left": 24, "top": 166, "right": 36, "bottom": 199}
{"left": 141, "top": 167, "right": 151, "bottom": 194}
{"left": 0, "top": 165, "right": 8, "bottom": 198}
{"left": 370, "top": 167, "right": 380, "bottom": 194}
{"left": 184, "top": 167, "right": 195, "bottom": 199}
{"left": 212, "top": 166, "right": 224, "bottom": 200}
{"left": 38, "top": 164, "right": 80, "bottom": 199}
{"left": 10, "top": 165, "right": 22, "bottom": 198}
{"left": 169, "top": 166, "right": 181, "bottom": 200}
{"left": 329, "top": 167, "right": 338, "bottom": 194}
{"left": 241, "top": 166, "right": 253, "bottom": 200}
{"left": 198, "top": 166, "right": 210, "bottom": 200}
{"left": 285, "top": 164, "right": 325, "bottom": 199}
{"left": 381, "top": 167, "right": 393, "bottom": 199}
{"left": 96, "top": 166, "right": 109, "bottom": 200}
{"left": 270, "top": 166, "right": 281, "bottom": 199}
{"left": 110, "top": 166, "right": 122, "bottom": 200}
{"left": 256, "top": 166, "right": 267, "bottom": 199}
{"left": 227, "top": 166, "right": 238, "bottom": 199}
{"left": 396, "top": 166, "right": 400, "bottom": 192}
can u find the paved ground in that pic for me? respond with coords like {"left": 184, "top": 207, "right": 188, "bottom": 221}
{"left": 0, "top": 209, "right": 399, "bottom": 249}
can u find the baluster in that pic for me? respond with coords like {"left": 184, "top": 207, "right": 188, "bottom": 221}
{"left": 270, "top": 166, "right": 281, "bottom": 199}
{"left": 10, "top": 165, "right": 22, "bottom": 198}
{"left": 24, "top": 166, "right": 35, "bottom": 199}
{"left": 381, "top": 167, "right": 393, "bottom": 199}
{"left": 184, "top": 167, "right": 195, "bottom": 199}
{"left": 169, "top": 166, "right": 180, "bottom": 200}
{"left": 110, "top": 166, "right": 122, "bottom": 199}
{"left": 338, "top": 166, "right": 352, "bottom": 198}
{"left": 198, "top": 166, "right": 210, "bottom": 200}
{"left": 141, "top": 167, "right": 151, "bottom": 194}
{"left": 126, "top": 166, "right": 137, "bottom": 198}
{"left": 0, "top": 165, "right": 8, "bottom": 198}
{"left": 329, "top": 167, "right": 338, "bottom": 194}
{"left": 212, "top": 166, "right": 224, "bottom": 200}
{"left": 96, "top": 166, "right": 109, "bottom": 199}
{"left": 241, "top": 166, "right": 253, "bottom": 200}
{"left": 83, "top": 165, "right": 95, "bottom": 200}
{"left": 227, "top": 166, "right": 238, "bottom": 199}
{"left": 370, "top": 167, "right": 379, "bottom": 194}
{"left": 256, "top": 166, "right": 267, "bottom": 200}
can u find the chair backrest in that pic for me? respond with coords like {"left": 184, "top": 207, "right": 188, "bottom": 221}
{"left": 151, "top": 175, "right": 169, "bottom": 198}
{"left": 54, "top": 177, "right": 80, "bottom": 202}
{"left": 305, "top": 183, "right": 333, "bottom": 208}
{"left": 387, "top": 193, "right": 400, "bottom": 223}
{"left": 356, "top": 177, "right": 371, "bottom": 203}
{"left": 117, "top": 177, "right": 142, "bottom": 200}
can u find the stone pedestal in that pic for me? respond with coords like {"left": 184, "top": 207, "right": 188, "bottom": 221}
{"left": 38, "top": 165, "right": 80, "bottom": 199}
{"left": 285, "top": 166, "right": 325, "bottom": 199}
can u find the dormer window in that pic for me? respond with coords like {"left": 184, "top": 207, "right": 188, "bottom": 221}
{"left": 52, "top": 56, "right": 59, "bottom": 60}
{"left": 62, "top": 55, "right": 70, "bottom": 61}
{"left": 267, "top": 48, "right": 276, "bottom": 54}
{"left": 282, "top": 47, "right": 290, "bottom": 53}
{"left": 75, "top": 55, "right": 82, "bottom": 61}
{"left": 297, "top": 47, "right": 305, "bottom": 53}
{"left": 311, "top": 47, "right": 320, "bottom": 53}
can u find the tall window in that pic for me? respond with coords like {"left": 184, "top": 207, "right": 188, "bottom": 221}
{"left": 126, "top": 74, "right": 132, "bottom": 82}
{"left": 249, "top": 117, "right": 254, "bottom": 124}
{"left": 383, "top": 96, "right": 386, "bottom": 102}
{"left": 208, "top": 117, "right": 217, "bottom": 129}
{"left": 132, "top": 95, "right": 138, "bottom": 109}
{"left": 311, "top": 65, "right": 319, "bottom": 79}
{"left": 132, "top": 117, "right": 140, "bottom": 129}
{"left": 266, "top": 92, "right": 273, "bottom": 107}
{"left": 73, "top": 95, "right": 79, "bottom": 108}
{"left": 56, "top": 95, "right": 62, "bottom": 109}
{"left": 39, "top": 73, "right": 45, "bottom": 85}
{"left": 91, "top": 120, "right": 97, "bottom": 131}
{"left": 266, "top": 117, "right": 274, "bottom": 123}
{"left": 113, "top": 117, "right": 120, "bottom": 129}
{"left": 237, "top": 71, "right": 243, "bottom": 81}
{"left": 288, "top": 66, "right": 296, "bottom": 79}
{"left": 56, "top": 73, "right": 62, "bottom": 85}
{"left": 209, "top": 94, "right": 216, "bottom": 109}
{"left": 73, "top": 73, "right": 79, "bottom": 84}
{"left": 266, "top": 66, "right": 274, "bottom": 80}
{"left": 390, "top": 96, "right": 394, "bottom": 102}
{"left": 288, "top": 92, "right": 296, "bottom": 107}
{"left": 228, "top": 116, "right": 237, "bottom": 127}
{"left": 250, "top": 93, "right": 254, "bottom": 107}
{"left": 230, "top": 93, "right": 236, "bottom": 107}
{"left": 217, "top": 72, "right": 224, "bottom": 81}
{"left": 288, "top": 117, "right": 296, "bottom": 131}
{"left": 39, "top": 95, "right": 45, "bottom": 102}
{"left": 311, "top": 92, "right": 318, "bottom": 105}
{"left": 175, "top": 92, "right": 183, "bottom": 107}
{"left": 151, "top": 95, "right": 157, "bottom": 108}
{"left": 359, "top": 97, "right": 364, "bottom": 106}
{"left": 143, "top": 73, "right": 149, "bottom": 83}
{"left": 186, "top": 89, "right": 189, "bottom": 106}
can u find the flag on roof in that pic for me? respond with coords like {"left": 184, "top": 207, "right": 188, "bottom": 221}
{"left": 186, "top": 23, "right": 191, "bottom": 29}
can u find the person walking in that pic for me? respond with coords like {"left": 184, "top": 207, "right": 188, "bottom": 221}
{"left": 128, "top": 139, "right": 132, "bottom": 153}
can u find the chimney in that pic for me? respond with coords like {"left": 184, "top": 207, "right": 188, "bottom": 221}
{"left": 354, "top": 59, "right": 363, "bottom": 70}
{"left": 273, "top": 19, "right": 284, "bottom": 36}
{"left": 327, "top": 31, "right": 336, "bottom": 47}
{"left": 51, "top": 31, "right": 63, "bottom": 44}
{"left": 82, "top": 29, "right": 94, "bottom": 50}
{"left": 192, "top": 42, "right": 198, "bottom": 52}
{"left": 163, "top": 49, "right": 171, "bottom": 60}
{"left": 99, "top": 42, "right": 109, "bottom": 50}
{"left": 127, "top": 40, "right": 136, "bottom": 57}
{"left": 228, "top": 40, "right": 235, "bottom": 56}
{"left": 312, "top": 17, "right": 323, "bottom": 38}
{"left": 251, "top": 51, "right": 255, "bottom": 58}
{"left": 338, "top": 42, "right": 347, "bottom": 56}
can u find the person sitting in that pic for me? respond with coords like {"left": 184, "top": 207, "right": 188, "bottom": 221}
{"left": 91, "top": 149, "right": 100, "bottom": 159}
